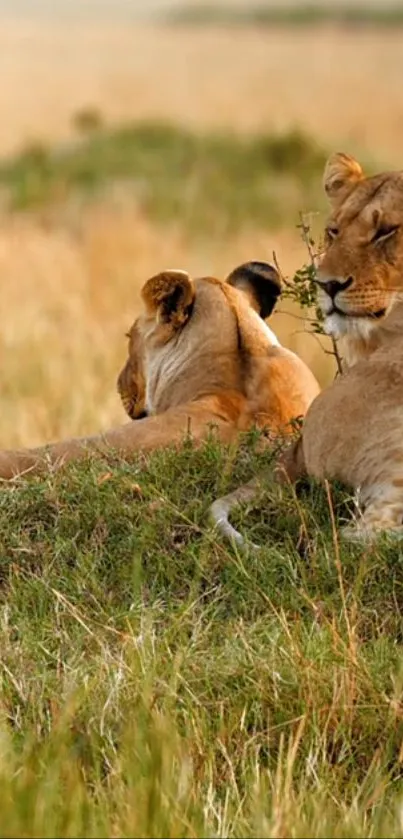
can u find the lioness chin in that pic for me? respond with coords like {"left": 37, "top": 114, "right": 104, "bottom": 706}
{"left": 211, "top": 153, "right": 403, "bottom": 545}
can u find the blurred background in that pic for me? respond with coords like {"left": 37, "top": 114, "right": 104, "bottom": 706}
{"left": 0, "top": 0, "right": 402, "bottom": 447}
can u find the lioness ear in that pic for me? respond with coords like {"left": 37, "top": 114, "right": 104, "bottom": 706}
{"left": 226, "top": 261, "right": 281, "bottom": 319}
{"left": 141, "top": 269, "right": 195, "bottom": 327}
{"left": 323, "top": 152, "right": 364, "bottom": 207}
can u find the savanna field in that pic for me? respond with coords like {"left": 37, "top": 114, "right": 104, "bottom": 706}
{"left": 2, "top": 4, "right": 403, "bottom": 836}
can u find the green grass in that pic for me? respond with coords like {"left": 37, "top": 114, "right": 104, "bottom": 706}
{"left": 0, "top": 122, "right": 327, "bottom": 231}
{"left": 1, "top": 430, "right": 403, "bottom": 837}
{"left": 166, "top": 3, "right": 403, "bottom": 28}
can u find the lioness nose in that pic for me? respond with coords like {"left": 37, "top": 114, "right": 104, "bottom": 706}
{"left": 319, "top": 276, "right": 353, "bottom": 299}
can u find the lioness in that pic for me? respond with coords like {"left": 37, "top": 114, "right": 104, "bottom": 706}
{"left": 0, "top": 261, "right": 320, "bottom": 480}
{"left": 211, "top": 153, "right": 403, "bottom": 544}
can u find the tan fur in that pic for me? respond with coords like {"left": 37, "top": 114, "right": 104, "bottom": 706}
{"left": 0, "top": 262, "right": 320, "bottom": 480}
{"left": 211, "top": 156, "right": 403, "bottom": 545}
{"left": 302, "top": 154, "right": 403, "bottom": 540}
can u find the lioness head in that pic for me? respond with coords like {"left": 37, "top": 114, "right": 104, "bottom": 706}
{"left": 117, "top": 262, "right": 281, "bottom": 419}
{"left": 317, "top": 152, "right": 403, "bottom": 340}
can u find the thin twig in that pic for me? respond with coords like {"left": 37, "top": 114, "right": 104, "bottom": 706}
{"left": 272, "top": 250, "right": 288, "bottom": 287}
{"left": 298, "top": 212, "right": 343, "bottom": 376}
{"left": 277, "top": 214, "right": 344, "bottom": 377}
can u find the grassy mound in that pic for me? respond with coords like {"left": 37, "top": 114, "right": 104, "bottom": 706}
{"left": 0, "top": 432, "right": 403, "bottom": 836}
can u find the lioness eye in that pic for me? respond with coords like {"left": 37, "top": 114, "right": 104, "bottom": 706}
{"left": 326, "top": 226, "right": 338, "bottom": 240}
{"left": 372, "top": 224, "right": 400, "bottom": 243}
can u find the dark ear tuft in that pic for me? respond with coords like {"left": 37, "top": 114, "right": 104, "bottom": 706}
{"left": 226, "top": 261, "right": 281, "bottom": 318}
{"left": 141, "top": 269, "right": 195, "bottom": 328}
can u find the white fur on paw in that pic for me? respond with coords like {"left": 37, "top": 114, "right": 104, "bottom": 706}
{"left": 341, "top": 522, "right": 403, "bottom": 544}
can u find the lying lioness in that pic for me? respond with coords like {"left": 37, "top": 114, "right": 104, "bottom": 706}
{"left": 0, "top": 261, "right": 320, "bottom": 480}
{"left": 211, "top": 153, "right": 403, "bottom": 544}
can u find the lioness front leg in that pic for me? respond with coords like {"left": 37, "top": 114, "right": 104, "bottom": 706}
{"left": 0, "top": 396, "right": 242, "bottom": 480}
{"left": 209, "top": 435, "right": 307, "bottom": 547}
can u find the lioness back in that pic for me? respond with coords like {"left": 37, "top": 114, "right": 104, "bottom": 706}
{"left": 0, "top": 261, "right": 320, "bottom": 480}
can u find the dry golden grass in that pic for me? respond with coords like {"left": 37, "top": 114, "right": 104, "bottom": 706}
{"left": 0, "top": 19, "right": 400, "bottom": 448}
{"left": 0, "top": 22, "right": 402, "bottom": 163}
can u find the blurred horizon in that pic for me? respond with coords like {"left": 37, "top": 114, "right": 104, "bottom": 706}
{"left": 1, "top": 0, "right": 402, "bottom": 21}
